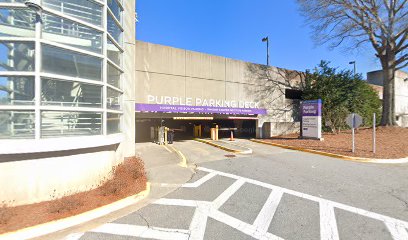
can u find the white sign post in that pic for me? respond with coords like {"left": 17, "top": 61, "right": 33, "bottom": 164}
{"left": 373, "top": 113, "right": 376, "bottom": 154}
{"left": 346, "top": 113, "right": 363, "bottom": 153}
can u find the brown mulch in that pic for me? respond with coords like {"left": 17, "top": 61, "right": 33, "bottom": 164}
{"left": 264, "top": 127, "right": 408, "bottom": 159}
{"left": 0, "top": 157, "right": 147, "bottom": 234}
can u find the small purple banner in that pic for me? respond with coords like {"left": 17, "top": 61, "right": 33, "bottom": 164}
{"left": 301, "top": 99, "right": 322, "bottom": 117}
{"left": 136, "top": 103, "right": 267, "bottom": 115}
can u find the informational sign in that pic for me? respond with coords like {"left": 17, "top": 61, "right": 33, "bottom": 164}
{"left": 135, "top": 103, "right": 267, "bottom": 115}
{"left": 147, "top": 95, "right": 260, "bottom": 109}
{"left": 301, "top": 99, "right": 322, "bottom": 139}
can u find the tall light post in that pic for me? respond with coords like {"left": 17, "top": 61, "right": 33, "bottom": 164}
{"left": 349, "top": 61, "right": 356, "bottom": 75}
{"left": 262, "top": 36, "right": 269, "bottom": 66}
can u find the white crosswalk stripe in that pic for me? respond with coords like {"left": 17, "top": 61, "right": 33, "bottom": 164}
{"left": 68, "top": 167, "right": 408, "bottom": 240}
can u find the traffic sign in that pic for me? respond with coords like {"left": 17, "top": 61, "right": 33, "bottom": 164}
{"left": 346, "top": 113, "right": 363, "bottom": 128}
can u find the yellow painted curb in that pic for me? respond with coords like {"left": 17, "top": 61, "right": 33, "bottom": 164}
{"left": 194, "top": 138, "right": 250, "bottom": 154}
{"left": 250, "top": 139, "right": 408, "bottom": 164}
{"left": 0, "top": 182, "right": 151, "bottom": 240}
{"left": 168, "top": 145, "right": 188, "bottom": 168}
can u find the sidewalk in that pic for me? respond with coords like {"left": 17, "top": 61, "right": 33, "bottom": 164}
{"left": 0, "top": 143, "right": 195, "bottom": 240}
{"left": 135, "top": 142, "right": 195, "bottom": 198}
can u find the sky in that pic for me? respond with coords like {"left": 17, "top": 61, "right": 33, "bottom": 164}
{"left": 136, "top": 0, "right": 389, "bottom": 78}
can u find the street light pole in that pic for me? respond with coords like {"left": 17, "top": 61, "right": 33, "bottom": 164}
{"left": 262, "top": 36, "right": 269, "bottom": 66}
{"left": 349, "top": 61, "right": 356, "bottom": 75}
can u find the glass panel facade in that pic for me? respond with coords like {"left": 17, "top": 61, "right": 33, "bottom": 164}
{"left": 0, "top": 41, "right": 35, "bottom": 71}
{"left": 0, "top": 76, "right": 35, "bottom": 105}
{"left": 41, "top": 111, "right": 102, "bottom": 137}
{"left": 107, "top": 14, "right": 122, "bottom": 45}
{"left": 0, "top": 8, "right": 36, "bottom": 37}
{"left": 107, "top": 113, "right": 121, "bottom": 134}
{"left": 42, "top": 13, "right": 103, "bottom": 54}
{"left": 107, "top": 87, "right": 121, "bottom": 110}
{"left": 0, "top": 0, "right": 124, "bottom": 139}
{"left": 107, "top": 63, "right": 121, "bottom": 89}
{"left": 42, "top": 44, "right": 102, "bottom": 81}
{"left": 107, "top": 38, "right": 121, "bottom": 66}
{"left": 0, "top": 110, "right": 35, "bottom": 139}
{"left": 43, "top": 0, "right": 103, "bottom": 27}
{"left": 108, "top": 0, "right": 122, "bottom": 23}
{"left": 41, "top": 78, "right": 102, "bottom": 108}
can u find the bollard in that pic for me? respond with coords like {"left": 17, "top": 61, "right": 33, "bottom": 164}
{"left": 164, "top": 127, "right": 168, "bottom": 145}
{"left": 230, "top": 130, "right": 234, "bottom": 141}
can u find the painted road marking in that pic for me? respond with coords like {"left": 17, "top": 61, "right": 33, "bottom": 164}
{"left": 73, "top": 167, "right": 408, "bottom": 240}
{"left": 182, "top": 172, "right": 217, "bottom": 188}
{"left": 386, "top": 222, "right": 408, "bottom": 240}
{"left": 212, "top": 179, "right": 246, "bottom": 209}
{"left": 189, "top": 204, "right": 210, "bottom": 240}
{"left": 197, "top": 167, "right": 408, "bottom": 230}
{"left": 91, "top": 223, "right": 190, "bottom": 240}
{"left": 253, "top": 189, "right": 283, "bottom": 234}
{"left": 63, "top": 233, "right": 84, "bottom": 240}
{"left": 319, "top": 201, "right": 339, "bottom": 240}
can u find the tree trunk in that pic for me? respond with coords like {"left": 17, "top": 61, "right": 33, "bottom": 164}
{"left": 380, "top": 54, "right": 397, "bottom": 126}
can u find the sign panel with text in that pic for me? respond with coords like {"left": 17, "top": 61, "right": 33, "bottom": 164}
{"left": 301, "top": 99, "right": 322, "bottom": 139}
{"left": 136, "top": 103, "right": 267, "bottom": 115}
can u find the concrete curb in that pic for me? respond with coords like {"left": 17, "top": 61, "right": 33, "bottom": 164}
{"left": 0, "top": 183, "right": 151, "bottom": 240}
{"left": 168, "top": 145, "right": 188, "bottom": 168}
{"left": 195, "top": 138, "right": 252, "bottom": 154}
{"left": 250, "top": 139, "right": 408, "bottom": 164}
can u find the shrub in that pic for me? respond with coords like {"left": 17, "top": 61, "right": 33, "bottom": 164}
{"left": 303, "top": 61, "right": 381, "bottom": 133}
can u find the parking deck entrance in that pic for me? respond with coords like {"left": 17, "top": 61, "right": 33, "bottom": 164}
{"left": 135, "top": 114, "right": 257, "bottom": 143}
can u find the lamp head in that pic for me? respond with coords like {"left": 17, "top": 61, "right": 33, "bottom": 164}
{"left": 25, "top": 0, "right": 43, "bottom": 13}
{"left": 349, "top": 61, "right": 355, "bottom": 64}
{"left": 262, "top": 37, "right": 268, "bottom": 42}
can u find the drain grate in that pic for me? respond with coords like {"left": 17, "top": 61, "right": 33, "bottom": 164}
{"left": 224, "top": 154, "right": 236, "bottom": 158}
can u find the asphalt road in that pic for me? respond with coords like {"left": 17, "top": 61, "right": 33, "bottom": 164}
{"left": 65, "top": 140, "right": 408, "bottom": 240}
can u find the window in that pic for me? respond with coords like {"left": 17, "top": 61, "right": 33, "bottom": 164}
{"left": 107, "top": 87, "right": 121, "bottom": 110}
{"left": 108, "top": 0, "right": 122, "bottom": 23}
{"left": 42, "top": 13, "right": 103, "bottom": 54}
{"left": 0, "top": 42, "right": 35, "bottom": 71}
{"left": 107, "top": 113, "right": 121, "bottom": 134}
{"left": 0, "top": 76, "right": 35, "bottom": 105}
{"left": 0, "top": 0, "right": 124, "bottom": 139}
{"left": 0, "top": 110, "right": 35, "bottom": 139}
{"left": 107, "top": 63, "right": 121, "bottom": 89}
{"left": 107, "top": 38, "right": 122, "bottom": 66}
{"left": 42, "top": 0, "right": 103, "bottom": 27}
{"left": 42, "top": 44, "right": 102, "bottom": 81}
{"left": 107, "top": 14, "right": 122, "bottom": 45}
{"left": 285, "top": 89, "right": 303, "bottom": 100}
{"left": 41, "top": 111, "right": 102, "bottom": 137}
{"left": 0, "top": 8, "right": 36, "bottom": 37}
{"left": 41, "top": 78, "right": 102, "bottom": 108}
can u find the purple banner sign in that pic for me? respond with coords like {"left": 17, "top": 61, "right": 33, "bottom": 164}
{"left": 136, "top": 103, "right": 267, "bottom": 115}
{"left": 301, "top": 99, "right": 322, "bottom": 117}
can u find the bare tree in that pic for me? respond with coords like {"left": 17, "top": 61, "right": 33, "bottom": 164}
{"left": 297, "top": 0, "right": 407, "bottom": 126}
{"left": 245, "top": 63, "right": 305, "bottom": 134}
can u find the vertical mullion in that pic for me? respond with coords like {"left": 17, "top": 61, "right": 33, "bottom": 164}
{"left": 103, "top": 0, "right": 108, "bottom": 135}
{"left": 34, "top": 13, "right": 42, "bottom": 139}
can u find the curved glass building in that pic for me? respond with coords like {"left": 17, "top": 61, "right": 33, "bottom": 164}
{"left": 0, "top": 0, "right": 136, "bottom": 205}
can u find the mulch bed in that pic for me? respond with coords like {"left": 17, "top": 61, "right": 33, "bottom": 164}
{"left": 0, "top": 157, "right": 147, "bottom": 234}
{"left": 264, "top": 127, "right": 408, "bottom": 159}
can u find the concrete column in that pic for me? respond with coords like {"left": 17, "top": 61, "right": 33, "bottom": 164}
{"left": 122, "top": 0, "right": 136, "bottom": 157}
